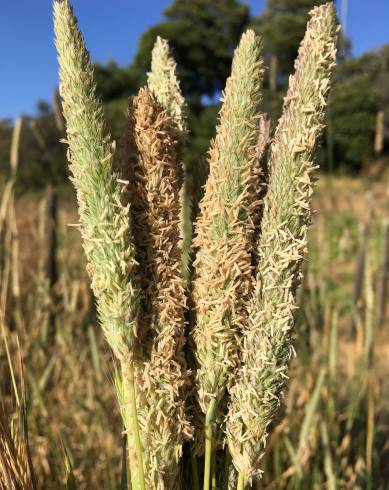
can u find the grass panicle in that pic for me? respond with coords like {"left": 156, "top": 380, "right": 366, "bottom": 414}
{"left": 53, "top": 0, "right": 138, "bottom": 363}
{"left": 122, "top": 87, "right": 191, "bottom": 489}
{"left": 191, "top": 29, "right": 265, "bottom": 487}
{"left": 147, "top": 36, "right": 187, "bottom": 141}
{"left": 193, "top": 29, "right": 264, "bottom": 412}
{"left": 226, "top": 4, "right": 338, "bottom": 485}
{"left": 53, "top": 2, "right": 145, "bottom": 488}
{"left": 147, "top": 36, "right": 193, "bottom": 280}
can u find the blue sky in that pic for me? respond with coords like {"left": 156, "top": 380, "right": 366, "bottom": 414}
{"left": 0, "top": 0, "right": 388, "bottom": 120}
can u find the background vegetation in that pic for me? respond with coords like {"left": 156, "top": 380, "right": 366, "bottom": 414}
{"left": 0, "top": 0, "right": 388, "bottom": 191}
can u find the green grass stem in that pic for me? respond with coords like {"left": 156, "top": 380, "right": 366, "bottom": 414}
{"left": 203, "top": 399, "right": 217, "bottom": 490}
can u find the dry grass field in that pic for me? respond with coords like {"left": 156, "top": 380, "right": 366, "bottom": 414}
{"left": 1, "top": 171, "right": 388, "bottom": 489}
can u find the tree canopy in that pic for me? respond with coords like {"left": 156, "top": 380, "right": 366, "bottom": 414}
{"left": 252, "top": 0, "right": 327, "bottom": 85}
{"left": 134, "top": 0, "right": 249, "bottom": 103}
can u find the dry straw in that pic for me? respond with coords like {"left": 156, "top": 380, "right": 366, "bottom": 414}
{"left": 0, "top": 405, "right": 34, "bottom": 490}
{"left": 121, "top": 87, "right": 191, "bottom": 489}
{"left": 191, "top": 29, "right": 265, "bottom": 488}
{"left": 226, "top": 4, "right": 338, "bottom": 486}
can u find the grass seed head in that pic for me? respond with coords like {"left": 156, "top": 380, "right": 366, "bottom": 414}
{"left": 53, "top": 0, "right": 139, "bottom": 363}
{"left": 148, "top": 36, "right": 187, "bottom": 141}
{"left": 122, "top": 87, "right": 191, "bottom": 489}
{"left": 226, "top": 3, "right": 338, "bottom": 482}
{"left": 192, "top": 29, "right": 265, "bottom": 417}
{"left": 147, "top": 36, "right": 194, "bottom": 281}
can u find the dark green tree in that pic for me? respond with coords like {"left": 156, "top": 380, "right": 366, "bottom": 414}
{"left": 251, "top": 0, "right": 327, "bottom": 92}
{"left": 94, "top": 61, "right": 143, "bottom": 101}
{"left": 330, "top": 75, "right": 378, "bottom": 171}
{"left": 134, "top": 0, "right": 249, "bottom": 105}
{"left": 327, "top": 44, "right": 389, "bottom": 171}
{"left": 18, "top": 111, "right": 68, "bottom": 190}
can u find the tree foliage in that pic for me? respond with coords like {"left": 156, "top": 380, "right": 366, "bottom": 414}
{"left": 94, "top": 61, "right": 144, "bottom": 101}
{"left": 331, "top": 77, "right": 377, "bottom": 170}
{"left": 251, "top": 0, "right": 327, "bottom": 85}
{"left": 134, "top": 0, "right": 249, "bottom": 101}
{"left": 1, "top": 0, "right": 388, "bottom": 190}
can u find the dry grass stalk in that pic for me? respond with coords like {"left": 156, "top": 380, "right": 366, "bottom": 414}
{"left": 10, "top": 118, "right": 22, "bottom": 179}
{"left": 374, "top": 110, "right": 385, "bottom": 157}
{"left": 226, "top": 4, "right": 338, "bottom": 485}
{"left": 30, "top": 121, "right": 46, "bottom": 151}
{"left": 9, "top": 201, "right": 21, "bottom": 324}
{"left": 122, "top": 87, "right": 191, "bottom": 489}
{"left": 0, "top": 404, "right": 34, "bottom": 490}
{"left": 0, "top": 118, "right": 23, "bottom": 327}
{"left": 377, "top": 219, "right": 389, "bottom": 327}
{"left": 0, "top": 338, "right": 35, "bottom": 490}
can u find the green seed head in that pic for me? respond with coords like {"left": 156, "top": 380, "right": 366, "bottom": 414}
{"left": 54, "top": 0, "right": 139, "bottom": 362}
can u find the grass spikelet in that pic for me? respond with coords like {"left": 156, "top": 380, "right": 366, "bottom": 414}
{"left": 226, "top": 3, "right": 338, "bottom": 485}
{"left": 191, "top": 29, "right": 264, "bottom": 485}
{"left": 251, "top": 113, "right": 271, "bottom": 257}
{"left": 53, "top": 2, "right": 144, "bottom": 487}
{"left": 122, "top": 87, "right": 191, "bottom": 489}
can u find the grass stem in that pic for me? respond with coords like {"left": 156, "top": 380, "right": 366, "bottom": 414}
{"left": 203, "top": 399, "right": 217, "bottom": 490}
{"left": 211, "top": 451, "right": 216, "bottom": 490}
{"left": 237, "top": 472, "right": 245, "bottom": 490}
{"left": 125, "top": 365, "right": 146, "bottom": 490}
{"left": 191, "top": 448, "right": 200, "bottom": 490}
